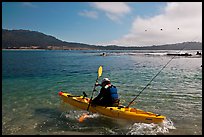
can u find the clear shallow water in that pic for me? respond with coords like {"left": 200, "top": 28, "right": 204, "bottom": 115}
{"left": 2, "top": 50, "right": 202, "bottom": 135}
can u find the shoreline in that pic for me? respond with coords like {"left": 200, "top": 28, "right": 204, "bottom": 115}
{"left": 2, "top": 49, "right": 47, "bottom": 51}
{"left": 2, "top": 48, "right": 202, "bottom": 51}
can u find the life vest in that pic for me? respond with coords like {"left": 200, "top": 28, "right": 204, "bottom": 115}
{"left": 108, "top": 85, "right": 119, "bottom": 101}
{"left": 93, "top": 84, "right": 119, "bottom": 106}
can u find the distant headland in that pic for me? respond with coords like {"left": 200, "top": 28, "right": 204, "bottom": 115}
{"left": 2, "top": 29, "right": 202, "bottom": 50}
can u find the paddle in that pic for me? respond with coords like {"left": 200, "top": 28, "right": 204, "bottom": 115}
{"left": 78, "top": 66, "right": 103, "bottom": 122}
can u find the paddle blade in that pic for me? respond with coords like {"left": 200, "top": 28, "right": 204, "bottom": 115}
{"left": 98, "top": 66, "right": 103, "bottom": 78}
{"left": 78, "top": 113, "right": 89, "bottom": 123}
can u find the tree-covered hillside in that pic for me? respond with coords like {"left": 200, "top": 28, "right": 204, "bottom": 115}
{"left": 2, "top": 29, "right": 202, "bottom": 50}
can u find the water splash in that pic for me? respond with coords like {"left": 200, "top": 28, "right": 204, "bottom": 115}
{"left": 60, "top": 110, "right": 176, "bottom": 135}
{"left": 60, "top": 110, "right": 100, "bottom": 121}
{"left": 126, "top": 118, "right": 176, "bottom": 135}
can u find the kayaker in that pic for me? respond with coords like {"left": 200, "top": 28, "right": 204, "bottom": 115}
{"left": 91, "top": 78, "right": 120, "bottom": 107}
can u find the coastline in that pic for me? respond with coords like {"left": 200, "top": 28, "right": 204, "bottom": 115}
{"left": 2, "top": 49, "right": 47, "bottom": 51}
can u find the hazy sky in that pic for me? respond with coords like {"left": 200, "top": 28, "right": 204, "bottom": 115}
{"left": 2, "top": 2, "right": 202, "bottom": 46}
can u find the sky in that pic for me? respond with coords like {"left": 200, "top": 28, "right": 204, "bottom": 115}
{"left": 2, "top": 2, "right": 202, "bottom": 47}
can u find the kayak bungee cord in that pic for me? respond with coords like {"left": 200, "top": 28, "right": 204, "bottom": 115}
{"left": 126, "top": 35, "right": 200, "bottom": 108}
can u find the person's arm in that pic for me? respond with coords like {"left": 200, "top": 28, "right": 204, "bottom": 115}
{"left": 92, "top": 88, "right": 104, "bottom": 102}
{"left": 95, "top": 82, "right": 101, "bottom": 87}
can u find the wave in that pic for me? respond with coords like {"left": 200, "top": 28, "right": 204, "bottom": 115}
{"left": 126, "top": 118, "right": 176, "bottom": 135}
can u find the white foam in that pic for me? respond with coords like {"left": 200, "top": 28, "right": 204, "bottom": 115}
{"left": 126, "top": 118, "right": 176, "bottom": 135}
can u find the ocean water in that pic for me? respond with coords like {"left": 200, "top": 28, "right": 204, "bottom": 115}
{"left": 2, "top": 49, "right": 202, "bottom": 135}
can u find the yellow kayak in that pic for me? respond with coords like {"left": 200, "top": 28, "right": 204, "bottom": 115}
{"left": 58, "top": 91, "right": 166, "bottom": 124}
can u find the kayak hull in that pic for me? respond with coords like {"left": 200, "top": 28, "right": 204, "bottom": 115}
{"left": 58, "top": 91, "right": 165, "bottom": 124}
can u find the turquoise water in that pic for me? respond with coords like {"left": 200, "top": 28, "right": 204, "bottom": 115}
{"left": 2, "top": 50, "right": 202, "bottom": 135}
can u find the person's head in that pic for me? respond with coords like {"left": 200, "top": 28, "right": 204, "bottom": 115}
{"left": 101, "top": 78, "right": 111, "bottom": 87}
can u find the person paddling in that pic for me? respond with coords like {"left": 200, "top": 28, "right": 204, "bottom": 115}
{"left": 91, "top": 78, "right": 120, "bottom": 107}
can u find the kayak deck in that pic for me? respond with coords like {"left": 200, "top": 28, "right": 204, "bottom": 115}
{"left": 58, "top": 91, "right": 166, "bottom": 124}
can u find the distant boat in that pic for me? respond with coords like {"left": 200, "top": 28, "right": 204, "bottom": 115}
{"left": 167, "top": 53, "right": 192, "bottom": 56}
{"left": 196, "top": 51, "right": 202, "bottom": 55}
{"left": 100, "top": 52, "right": 107, "bottom": 56}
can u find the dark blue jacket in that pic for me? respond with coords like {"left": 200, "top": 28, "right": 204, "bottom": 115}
{"left": 92, "top": 85, "right": 119, "bottom": 106}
